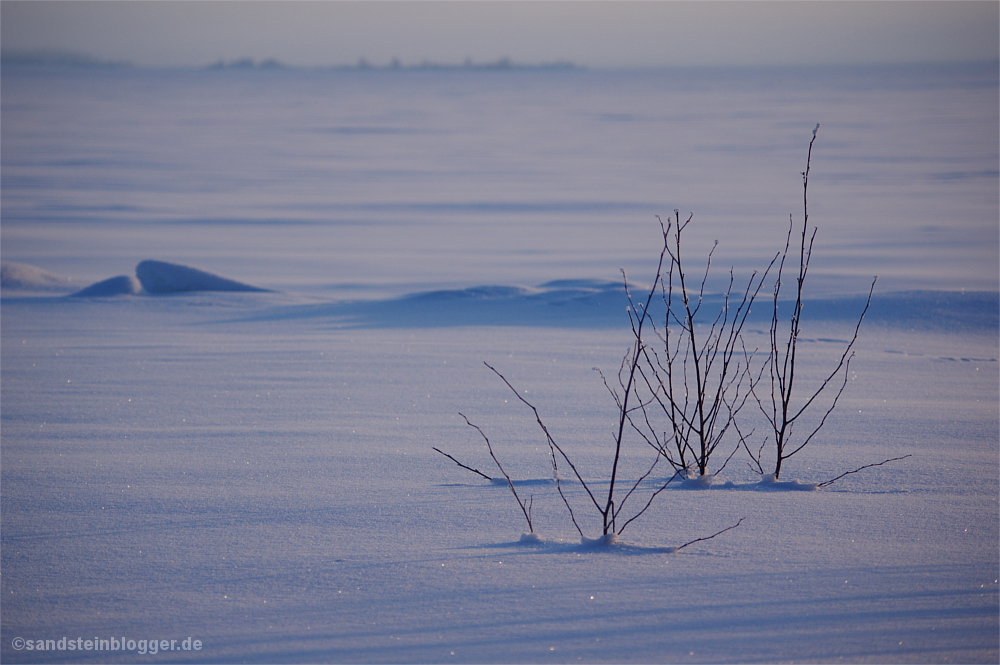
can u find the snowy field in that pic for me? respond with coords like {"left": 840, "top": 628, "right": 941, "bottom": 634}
{"left": 1, "top": 61, "right": 998, "bottom": 663}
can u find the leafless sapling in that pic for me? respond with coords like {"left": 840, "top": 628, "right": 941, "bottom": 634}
{"left": 631, "top": 212, "right": 774, "bottom": 479}
{"left": 752, "top": 124, "right": 877, "bottom": 480}
{"left": 484, "top": 251, "right": 676, "bottom": 539}
{"left": 473, "top": 237, "right": 676, "bottom": 539}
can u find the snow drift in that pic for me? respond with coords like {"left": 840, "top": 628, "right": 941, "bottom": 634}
{"left": 69, "top": 275, "right": 142, "bottom": 297}
{"left": 135, "top": 260, "right": 269, "bottom": 294}
{"left": 45, "top": 260, "right": 270, "bottom": 297}
{"left": 240, "top": 281, "right": 997, "bottom": 331}
{"left": 0, "top": 262, "right": 78, "bottom": 293}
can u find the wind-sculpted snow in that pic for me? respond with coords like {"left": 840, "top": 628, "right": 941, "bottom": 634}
{"left": 135, "top": 260, "right": 270, "bottom": 294}
{"left": 674, "top": 474, "right": 819, "bottom": 491}
{"left": 240, "top": 281, "right": 997, "bottom": 330}
{"left": 464, "top": 471, "right": 820, "bottom": 492}
{"left": 487, "top": 532, "right": 682, "bottom": 554}
{"left": 799, "top": 290, "right": 999, "bottom": 331}
{"left": 0, "top": 262, "right": 78, "bottom": 293}
{"left": 238, "top": 279, "right": 634, "bottom": 328}
{"left": 34, "top": 260, "right": 269, "bottom": 297}
{"left": 4, "top": 259, "right": 995, "bottom": 332}
{"left": 68, "top": 275, "right": 142, "bottom": 297}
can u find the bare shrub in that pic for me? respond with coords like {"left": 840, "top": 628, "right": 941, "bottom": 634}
{"left": 627, "top": 213, "right": 774, "bottom": 479}
{"left": 749, "top": 125, "right": 878, "bottom": 480}
{"left": 439, "top": 242, "right": 684, "bottom": 540}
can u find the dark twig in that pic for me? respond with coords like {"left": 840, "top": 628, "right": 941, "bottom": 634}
{"left": 459, "top": 412, "right": 534, "bottom": 533}
{"left": 616, "top": 470, "right": 679, "bottom": 535}
{"left": 484, "top": 362, "right": 602, "bottom": 514}
{"left": 755, "top": 124, "right": 878, "bottom": 479}
{"left": 481, "top": 235, "right": 671, "bottom": 538}
{"left": 545, "top": 430, "right": 584, "bottom": 538}
{"left": 816, "top": 455, "right": 912, "bottom": 488}
{"left": 635, "top": 212, "right": 773, "bottom": 479}
{"left": 673, "top": 517, "right": 745, "bottom": 552}
{"left": 432, "top": 447, "right": 493, "bottom": 481}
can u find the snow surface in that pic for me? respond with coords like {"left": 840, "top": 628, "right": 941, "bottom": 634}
{"left": 68, "top": 274, "right": 142, "bottom": 297}
{"left": 135, "top": 259, "right": 270, "bottom": 295}
{"left": 1, "top": 62, "right": 998, "bottom": 663}
{"left": 0, "top": 262, "right": 79, "bottom": 294}
{"left": 2, "top": 294, "right": 996, "bottom": 663}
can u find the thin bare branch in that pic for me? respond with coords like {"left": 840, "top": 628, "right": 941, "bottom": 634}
{"left": 616, "top": 470, "right": 680, "bottom": 535}
{"left": 459, "top": 412, "right": 534, "bottom": 533}
{"left": 636, "top": 208, "right": 771, "bottom": 478}
{"left": 673, "top": 518, "right": 745, "bottom": 552}
{"left": 756, "top": 126, "right": 879, "bottom": 479}
{"left": 484, "top": 362, "right": 603, "bottom": 515}
{"left": 432, "top": 446, "right": 493, "bottom": 481}
{"left": 547, "top": 444, "right": 584, "bottom": 538}
{"left": 816, "top": 455, "right": 912, "bottom": 488}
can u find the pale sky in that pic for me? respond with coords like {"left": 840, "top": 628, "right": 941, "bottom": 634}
{"left": 1, "top": 1, "right": 997, "bottom": 69}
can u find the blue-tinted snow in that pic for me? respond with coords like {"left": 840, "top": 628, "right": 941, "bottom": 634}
{"left": 1, "top": 62, "right": 997, "bottom": 663}
{"left": 2, "top": 62, "right": 997, "bottom": 297}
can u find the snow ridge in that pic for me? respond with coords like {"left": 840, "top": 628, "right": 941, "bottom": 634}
{"left": 0, "top": 260, "right": 272, "bottom": 297}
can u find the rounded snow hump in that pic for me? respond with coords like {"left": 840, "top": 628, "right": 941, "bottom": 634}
{"left": 69, "top": 275, "right": 142, "bottom": 297}
{"left": 135, "top": 260, "right": 270, "bottom": 294}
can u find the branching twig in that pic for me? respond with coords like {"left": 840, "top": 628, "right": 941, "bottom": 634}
{"left": 545, "top": 428, "right": 585, "bottom": 538}
{"left": 445, "top": 128, "right": 890, "bottom": 552}
{"left": 634, "top": 212, "right": 773, "bottom": 478}
{"left": 616, "top": 471, "right": 679, "bottom": 535}
{"left": 756, "top": 124, "right": 878, "bottom": 479}
{"left": 432, "top": 447, "right": 492, "bottom": 481}
{"left": 484, "top": 362, "right": 601, "bottom": 515}
{"left": 816, "top": 455, "right": 912, "bottom": 488}
{"left": 673, "top": 517, "right": 745, "bottom": 552}
{"left": 483, "top": 245, "right": 671, "bottom": 538}
{"left": 459, "top": 412, "right": 534, "bottom": 533}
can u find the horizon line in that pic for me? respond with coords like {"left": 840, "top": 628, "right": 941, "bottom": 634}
{"left": 2, "top": 49, "right": 997, "bottom": 73}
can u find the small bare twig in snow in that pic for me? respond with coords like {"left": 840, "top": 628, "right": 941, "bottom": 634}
{"left": 432, "top": 447, "right": 492, "bottom": 481}
{"left": 816, "top": 455, "right": 913, "bottom": 488}
{"left": 459, "top": 413, "right": 535, "bottom": 533}
{"left": 673, "top": 517, "right": 745, "bottom": 552}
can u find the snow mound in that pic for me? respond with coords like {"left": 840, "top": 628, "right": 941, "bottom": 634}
{"left": 756, "top": 474, "right": 820, "bottom": 491}
{"left": 538, "top": 278, "right": 625, "bottom": 290}
{"left": 0, "top": 262, "right": 78, "bottom": 292}
{"left": 490, "top": 531, "right": 739, "bottom": 555}
{"left": 69, "top": 275, "right": 142, "bottom": 297}
{"left": 135, "top": 260, "right": 270, "bottom": 294}
{"left": 678, "top": 474, "right": 735, "bottom": 489}
{"left": 239, "top": 279, "right": 635, "bottom": 328}
{"left": 238, "top": 283, "right": 996, "bottom": 331}
{"left": 410, "top": 285, "right": 538, "bottom": 301}
{"left": 668, "top": 473, "right": 819, "bottom": 491}
{"left": 581, "top": 533, "right": 619, "bottom": 547}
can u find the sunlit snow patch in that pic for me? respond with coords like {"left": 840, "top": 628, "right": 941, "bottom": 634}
{"left": 135, "top": 260, "right": 270, "bottom": 294}
{"left": 410, "top": 285, "right": 540, "bottom": 300}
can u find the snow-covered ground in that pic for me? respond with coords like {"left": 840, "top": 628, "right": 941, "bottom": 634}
{"left": 2, "top": 61, "right": 997, "bottom": 663}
